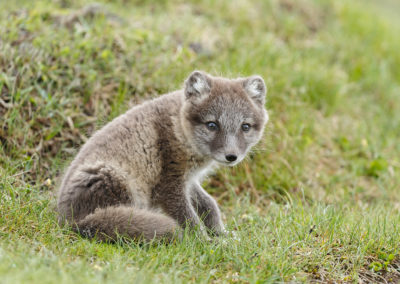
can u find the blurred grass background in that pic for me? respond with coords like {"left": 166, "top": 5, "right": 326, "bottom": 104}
{"left": 1, "top": 0, "right": 399, "bottom": 282}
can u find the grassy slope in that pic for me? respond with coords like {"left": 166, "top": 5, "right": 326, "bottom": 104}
{"left": 1, "top": 0, "right": 399, "bottom": 282}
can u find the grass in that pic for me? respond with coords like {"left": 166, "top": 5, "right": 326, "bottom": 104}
{"left": 1, "top": 0, "right": 400, "bottom": 282}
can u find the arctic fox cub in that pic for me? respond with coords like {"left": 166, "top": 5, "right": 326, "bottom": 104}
{"left": 57, "top": 71, "right": 268, "bottom": 241}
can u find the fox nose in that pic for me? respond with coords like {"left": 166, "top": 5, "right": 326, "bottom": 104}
{"left": 225, "top": 154, "right": 237, "bottom": 162}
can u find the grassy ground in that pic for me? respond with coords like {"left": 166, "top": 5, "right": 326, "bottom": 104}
{"left": 1, "top": 0, "right": 400, "bottom": 282}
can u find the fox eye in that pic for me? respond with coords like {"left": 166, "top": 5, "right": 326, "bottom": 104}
{"left": 206, "top": 121, "right": 218, "bottom": 131}
{"left": 241, "top": 123, "right": 251, "bottom": 132}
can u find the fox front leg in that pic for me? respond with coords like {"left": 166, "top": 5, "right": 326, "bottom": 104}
{"left": 190, "top": 183, "right": 225, "bottom": 236}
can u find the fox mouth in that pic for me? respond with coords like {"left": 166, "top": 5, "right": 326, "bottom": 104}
{"left": 214, "top": 158, "right": 240, "bottom": 166}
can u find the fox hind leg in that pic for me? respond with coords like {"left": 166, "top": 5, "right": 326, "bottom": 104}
{"left": 58, "top": 164, "right": 181, "bottom": 242}
{"left": 58, "top": 163, "right": 132, "bottom": 223}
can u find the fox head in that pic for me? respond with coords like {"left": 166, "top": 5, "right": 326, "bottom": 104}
{"left": 181, "top": 71, "right": 268, "bottom": 166}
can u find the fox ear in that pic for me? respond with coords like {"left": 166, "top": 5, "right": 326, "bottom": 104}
{"left": 184, "top": 71, "right": 212, "bottom": 101}
{"left": 243, "top": 76, "right": 267, "bottom": 105}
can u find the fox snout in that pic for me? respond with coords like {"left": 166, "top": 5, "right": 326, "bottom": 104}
{"left": 215, "top": 135, "right": 244, "bottom": 165}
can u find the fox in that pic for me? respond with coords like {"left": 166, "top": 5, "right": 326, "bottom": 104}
{"left": 57, "top": 70, "right": 269, "bottom": 242}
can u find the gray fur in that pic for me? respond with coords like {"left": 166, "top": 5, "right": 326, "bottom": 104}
{"left": 57, "top": 71, "right": 268, "bottom": 242}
